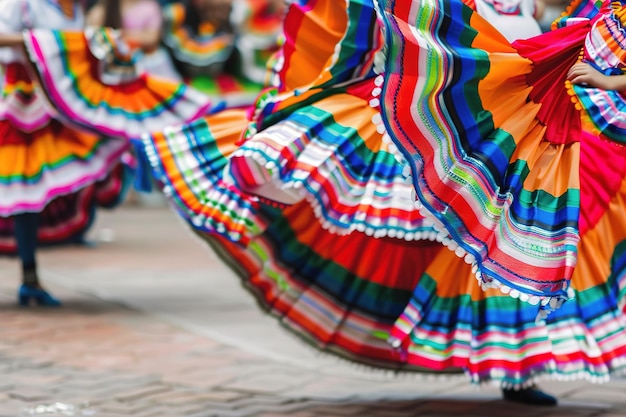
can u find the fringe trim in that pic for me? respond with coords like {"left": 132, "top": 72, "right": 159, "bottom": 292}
{"left": 141, "top": 132, "right": 264, "bottom": 245}
{"left": 231, "top": 119, "right": 435, "bottom": 240}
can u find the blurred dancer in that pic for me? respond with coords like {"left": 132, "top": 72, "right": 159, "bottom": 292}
{"left": 0, "top": 0, "right": 128, "bottom": 306}
{"left": 539, "top": 0, "right": 570, "bottom": 30}
{"left": 465, "top": 0, "right": 545, "bottom": 40}
{"left": 0, "top": 0, "right": 212, "bottom": 306}
{"left": 162, "top": 0, "right": 283, "bottom": 107}
{"left": 87, "top": 0, "right": 182, "bottom": 81}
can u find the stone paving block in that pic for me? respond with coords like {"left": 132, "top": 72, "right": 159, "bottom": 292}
{"left": 364, "top": 412, "right": 418, "bottom": 417}
{"left": 10, "top": 373, "right": 68, "bottom": 386}
{"left": 149, "top": 390, "right": 205, "bottom": 406}
{"left": 211, "top": 363, "right": 292, "bottom": 378}
{"left": 533, "top": 381, "right": 591, "bottom": 397}
{"left": 230, "top": 396, "right": 293, "bottom": 408}
{"left": 281, "top": 391, "right": 358, "bottom": 402}
{"left": 412, "top": 400, "right": 487, "bottom": 415}
{"left": 8, "top": 388, "right": 54, "bottom": 402}
{"left": 0, "top": 400, "right": 26, "bottom": 417}
{"left": 162, "top": 371, "right": 238, "bottom": 389}
{"left": 47, "top": 398, "right": 104, "bottom": 410}
{"left": 362, "top": 410, "right": 422, "bottom": 417}
{"left": 52, "top": 369, "right": 117, "bottom": 381}
{"left": 150, "top": 390, "right": 248, "bottom": 406}
{"left": 21, "top": 401, "right": 98, "bottom": 416}
{"left": 471, "top": 404, "right": 566, "bottom": 417}
{"left": 159, "top": 402, "right": 219, "bottom": 416}
{"left": 565, "top": 389, "right": 626, "bottom": 405}
{"left": 541, "top": 414, "right": 603, "bottom": 417}
{"left": 180, "top": 408, "right": 246, "bottom": 417}
{"left": 306, "top": 404, "right": 374, "bottom": 416}
{"left": 366, "top": 399, "right": 425, "bottom": 411}
{"left": 275, "top": 398, "right": 338, "bottom": 408}
{"left": 59, "top": 353, "right": 138, "bottom": 370}
{"left": 281, "top": 376, "right": 376, "bottom": 399}
{"left": 431, "top": 392, "right": 500, "bottom": 403}
{"left": 222, "top": 372, "right": 316, "bottom": 394}
{"left": 99, "top": 401, "right": 156, "bottom": 414}
{"left": 58, "top": 380, "right": 149, "bottom": 398}
{"left": 224, "top": 399, "right": 312, "bottom": 416}
{"left": 0, "top": 383, "right": 15, "bottom": 394}
{"left": 225, "top": 405, "right": 302, "bottom": 417}
{"left": 199, "top": 390, "right": 250, "bottom": 402}
{"left": 559, "top": 399, "right": 615, "bottom": 409}
{"left": 114, "top": 385, "right": 171, "bottom": 402}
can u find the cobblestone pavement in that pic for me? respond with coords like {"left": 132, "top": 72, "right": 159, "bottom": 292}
{"left": 0, "top": 206, "right": 625, "bottom": 417}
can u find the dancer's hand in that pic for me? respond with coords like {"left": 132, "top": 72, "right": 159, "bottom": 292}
{"left": 567, "top": 62, "right": 626, "bottom": 91}
{"left": 121, "top": 29, "right": 161, "bottom": 53}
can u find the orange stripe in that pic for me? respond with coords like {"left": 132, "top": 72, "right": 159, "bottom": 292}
{"left": 281, "top": 0, "right": 348, "bottom": 90}
{"left": 0, "top": 121, "right": 99, "bottom": 177}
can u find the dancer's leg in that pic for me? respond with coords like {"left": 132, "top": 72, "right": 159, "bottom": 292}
{"left": 14, "top": 212, "right": 61, "bottom": 306}
{"left": 13, "top": 212, "right": 40, "bottom": 286}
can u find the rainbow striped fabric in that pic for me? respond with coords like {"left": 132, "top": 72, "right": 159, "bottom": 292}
{"left": 372, "top": 0, "right": 626, "bottom": 385}
{"left": 202, "top": 187, "right": 626, "bottom": 385}
{"left": 143, "top": 110, "right": 266, "bottom": 245}
{"left": 389, "top": 124, "right": 626, "bottom": 384}
{"left": 199, "top": 203, "right": 452, "bottom": 372}
{"left": 22, "top": 28, "right": 212, "bottom": 140}
{"left": 226, "top": 0, "right": 434, "bottom": 237}
{"left": 1, "top": 26, "right": 206, "bottom": 245}
{"left": 229, "top": 77, "right": 432, "bottom": 237}
{"left": 140, "top": 0, "right": 446, "bottom": 376}
{"left": 144, "top": 0, "right": 436, "bottom": 243}
{"left": 0, "top": 118, "right": 129, "bottom": 217}
{"left": 552, "top": 0, "right": 603, "bottom": 29}
{"left": 378, "top": 0, "right": 584, "bottom": 308}
{"left": 0, "top": 103, "right": 130, "bottom": 247}
{"left": 0, "top": 163, "right": 131, "bottom": 254}
{"left": 141, "top": 0, "right": 626, "bottom": 387}
{"left": 0, "top": 63, "right": 55, "bottom": 133}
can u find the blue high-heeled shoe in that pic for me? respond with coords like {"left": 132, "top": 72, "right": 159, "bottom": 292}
{"left": 18, "top": 285, "right": 62, "bottom": 307}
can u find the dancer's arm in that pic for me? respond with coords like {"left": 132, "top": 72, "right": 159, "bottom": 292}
{"left": 534, "top": 0, "right": 546, "bottom": 20}
{"left": 121, "top": 28, "right": 161, "bottom": 52}
{"left": 567, "top": 62, "right": 626, "bottom": 91}
{"left": 0, "top": 33, "right": 24, "bottom": 47}
{"left": 85, "top": 3, "right": 106, "bottom": 27}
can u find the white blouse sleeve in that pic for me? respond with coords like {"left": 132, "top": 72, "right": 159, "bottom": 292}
{"left": 0, "top": 0, "right": 26, "bottom": 64}
{"left": 0, "top": 0, "right": 25, "bottom": 33}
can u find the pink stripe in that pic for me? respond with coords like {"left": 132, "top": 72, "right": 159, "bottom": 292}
{"left": 2, "top": 112, "right": 54, "bottom": 132}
